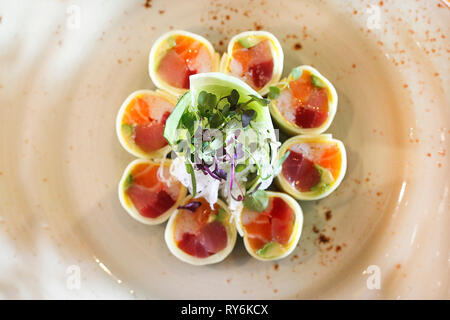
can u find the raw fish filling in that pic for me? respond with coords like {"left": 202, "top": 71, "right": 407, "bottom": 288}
{"left": 125, "top": 164, "right": 179, "bottom": 218}
{"left": 282, "top": 150, "right": 320, "bottom": 192}
{"left": 281, "top": 143, "right": 341, "bottom": 192}
{"left": 242, "top": 197, "right": 294, "bottom": 251}
{"left": 276, "top": 70, "right": 329, "bottom": 129}
{"left": 158, "top": 35, "right": 214, "bottom": 89}
{"left": 122, "top": 95, "right": 174, "bottom": 153}
{"left": 229, "top": 40, "right": 274, "bottom": 90}
{"left": 174, "top": 199, "right": 228, "bottom": 258}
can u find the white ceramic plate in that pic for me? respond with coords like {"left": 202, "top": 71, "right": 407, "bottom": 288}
{"left": 0, "top": 0, "right": 448, "bottom": 299}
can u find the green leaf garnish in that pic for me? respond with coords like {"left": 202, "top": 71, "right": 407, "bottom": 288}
{"left": 165, "top": 86, "right": 280, "bottom": 200}
{"left": 247, "top": 95, "right": 269, "bottom": 106}
{"left": 233, "top": 95, "right": 268, "bottom": 117}
{"left": 268, "top": 86, "right": 280, "bottom": 100}
{"left": 311, "top": 75, "right": 326, "bottom": 88}
{"left": 121, "top": 123, "right": 133, "bottom": 136}
{"left": 245, "top": 171, "right": 259, "bottom": 190}
{"left": 185, "top": 162, "right": 197, "bottom": 196}
{"left": 209, "top": 112, "right": 223, "bottom": 128}
{"left": 198, "top": 91, "right": 219, "bottom": 121}
{"left": 163, "top": 92, "right": 191, "bottom": 145}
{"left": 243, "top": 190, "right": 269, "bottom": 212}
{"left": 227, "top": 89, "right": 240, "bottom": 106}
{"left": 197, "top": 91, "right": 207, "bottom": 107}
{"left": 198, "top": 91, "right": 217, "bottom": 109}
{"left": 221, "top": 103, "right": 231, "bottom": 117}
{"left": 291, "top": 67, "right": 303, "bottom": 80}
{"left": 181, "top": 111, "right": 196, "bottom": 136}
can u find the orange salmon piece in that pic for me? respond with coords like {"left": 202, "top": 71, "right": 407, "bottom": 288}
{"left": 316, "top": 145, "right": 341, "bottom": 179}
{"left": 289, "top": 71, "right": 314, "bottom": 102}
{"left": 131, "top": 164, "right": 160, "bottom": 188}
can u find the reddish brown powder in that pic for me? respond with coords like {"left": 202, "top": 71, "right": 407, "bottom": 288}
{"left": 143, "top": 0, "right": 152, "bottom": 8}
{"left": 318, "top": 234, "right": 330, "bottom": 244}
{"left": 254, "top": 22, "right": 263, "bottom": 31}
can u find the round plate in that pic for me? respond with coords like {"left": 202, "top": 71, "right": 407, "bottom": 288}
{"left": 0, "top": 0, "right": 448, "bottom": 299}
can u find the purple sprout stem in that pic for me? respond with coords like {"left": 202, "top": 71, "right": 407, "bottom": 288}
{"left": 203, "top": 164, "right": 222, "bottom": 181}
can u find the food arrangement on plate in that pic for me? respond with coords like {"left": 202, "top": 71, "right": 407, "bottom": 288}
{"left": 116, "top": 30, "right": 346, "bottom": 265}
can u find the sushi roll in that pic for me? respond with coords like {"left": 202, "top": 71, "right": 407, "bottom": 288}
{"left": 276, "top": 134, "right": 346, "bottom": 200}
{"left": 165, "top": 197, "right": 237, "bottom": 265}
{"left": 220, "top": 31, "right": 284, "bottom": 95}
{"left": 236, "top": 191, "right": 303, "bottom": 261}
{"left": 118, "top": 159, "right": 187, "bottom": 225}
{"left": 149, "top": 30, "right": 220, "bottom": 96}
{"left": 116, "top": 90, "right": 177, "bottom": 159}
{"left": 269, "top": 65, "right": 337, "bottom": 135}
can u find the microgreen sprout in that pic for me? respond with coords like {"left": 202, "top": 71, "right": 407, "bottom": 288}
{"left": 168, "top": 88, "right": 277, "bottom": 202}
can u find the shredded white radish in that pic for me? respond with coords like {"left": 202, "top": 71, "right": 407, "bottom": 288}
{"left": 170, "top": 156, "right": 220, "bottom": 208}
{"left": 156, "top": 148, "right": 174, "bottom": 187}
